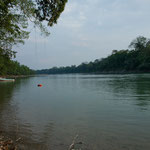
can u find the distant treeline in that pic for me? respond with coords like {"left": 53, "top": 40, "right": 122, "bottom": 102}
{"left": 0, "top": 49, "right": 34, "bottom": 76}
{"left": 37, "top": 36, "right": 150, "bottom": 74}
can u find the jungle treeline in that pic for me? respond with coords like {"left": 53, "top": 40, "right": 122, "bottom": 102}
{"left": 0, "top": 52, "right": 34, "bottom": 76}
{"left": 37, "top": 36, "right": 150, "bottom": 74}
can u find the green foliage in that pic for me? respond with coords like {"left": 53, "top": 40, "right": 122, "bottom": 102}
{"left": 0, "top": 0, "right": 29, "bottom": 58}
{"left": 129, "top": 36, "right": 149, "bottom": 51}
{"left": 0, "top": 0, "right": 68, "bottom": 58}
{"left": 0, "top": 54, "right": 34, "bottom": 75}
{"left": 37, "top": 36, "right": 150, "bottom": 74}
{"left": 35, "top": 0, "right": 67, "bottom": 26}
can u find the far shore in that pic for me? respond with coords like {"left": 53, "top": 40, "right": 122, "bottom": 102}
{"left": 36, "top": 71, "right": 150, "bottom": 75}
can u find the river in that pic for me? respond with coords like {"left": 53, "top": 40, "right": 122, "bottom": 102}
{"left": 0, "top": 74, "right": 150, "bottom": 150}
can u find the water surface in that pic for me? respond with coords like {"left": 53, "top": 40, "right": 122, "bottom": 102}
{"left": 0, "top": 74, "right": 150, "bottom": 150}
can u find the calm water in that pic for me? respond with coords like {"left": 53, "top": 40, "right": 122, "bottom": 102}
{"left": 0, "top": 74, "right": 150, "bottom": 150}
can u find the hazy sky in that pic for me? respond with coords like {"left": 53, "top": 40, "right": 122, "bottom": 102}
{"left": 15, "top": 0, "right": 150, "bottom": 69}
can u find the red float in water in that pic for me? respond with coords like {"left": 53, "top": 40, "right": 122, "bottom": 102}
{"left": 38, "top": 84, "right": 43, "bottom": 87}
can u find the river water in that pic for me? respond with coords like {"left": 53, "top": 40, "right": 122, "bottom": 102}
{"left": 0, "top": 74, "right": 150, "bottom": 150}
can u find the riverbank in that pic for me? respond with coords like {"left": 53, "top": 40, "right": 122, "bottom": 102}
{"left": 36, "top": 71, "right": 150, "bottom": 75}
{"left": 0, "top": 75, "right": 35, "bottom": 79}
{"left": 0, "top": 136, "right": 19, "bottom": 150}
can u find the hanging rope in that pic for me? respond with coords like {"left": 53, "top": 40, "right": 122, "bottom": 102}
{"left": 34, "top": 26, "right": 39, "bottom": 68}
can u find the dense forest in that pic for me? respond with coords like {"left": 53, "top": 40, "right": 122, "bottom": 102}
{"left": 37, "top": 36, "right": 150, "bottom": 74}
{"left": 0, "top": 46, "right": 34, "bottom": 76}
{"left": 0, "top": 52, "right": 34, "bottom": 75}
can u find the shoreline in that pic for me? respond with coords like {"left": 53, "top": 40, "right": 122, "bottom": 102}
{"left": 0, "top": 75, "right": 35, "bottom": 79}
{"left": 36, "top": 71, "right": 150, "bottom": 75}
{"left": 1, "top": 71, "right": 150, "bottom": 78}
{"left": 0, "top": 136, "right": 18, "bottom": 150}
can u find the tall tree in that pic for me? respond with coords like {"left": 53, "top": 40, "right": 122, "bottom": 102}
{"left": 0, "top": 0, "right": 68, "bottom": 58}
{"left": 129, "top": 36, "right": 149, "bottom": 51}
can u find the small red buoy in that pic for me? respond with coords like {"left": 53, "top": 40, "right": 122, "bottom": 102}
{"left": 38, "top": 84, "right": 43, "bottom": 87}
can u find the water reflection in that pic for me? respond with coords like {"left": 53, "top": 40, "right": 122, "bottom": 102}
{"left": 0, "top": 78, "right": 50, "bottom": 149}
{"left": 0, "top": 82, "right": 14, "bottom": 104}
{"left": 0, "top": 75, "right": 150, "bottom": 150}
{"left": 78, "top": 74, "right": 150, "bottom": 109}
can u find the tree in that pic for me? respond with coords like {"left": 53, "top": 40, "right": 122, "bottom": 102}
{"left": 0, "top": 0, "right": 67, "bottom": 75}
{"left": 35, "top": 0, "right": 67, "bottom": 26}
{"left": 129, "top": 36, "right": 149, "bottom": 51}
{"left": 0, "top": 0, "right": 68, "bottom": 58}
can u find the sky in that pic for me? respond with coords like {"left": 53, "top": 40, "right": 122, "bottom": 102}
{"left": 15, "top": 0, "right": 150, "bottom": 69}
